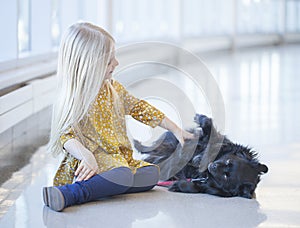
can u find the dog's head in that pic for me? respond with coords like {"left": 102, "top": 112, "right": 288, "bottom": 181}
{"left": 204, "top": 149, "right": 268, "bottom": 198}
{"left": 192, "top": 114, "right": 268, "bottom": 198}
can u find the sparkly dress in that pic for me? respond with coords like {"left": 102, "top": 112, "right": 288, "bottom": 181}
{"left": 53, "top": 80, "right": 165, "bottom": 186}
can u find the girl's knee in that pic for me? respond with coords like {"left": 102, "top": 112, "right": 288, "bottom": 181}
{"left": 133, "top": 165, "right": 160, "bottom": 188}
{"left": 138, "top": 166, "right": 160, "bottom": 181}
{"left": 99, "top": 167, "right": 133, "bottom": 187}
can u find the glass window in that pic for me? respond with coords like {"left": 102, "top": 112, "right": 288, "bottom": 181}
{"left": 0, "top": 1, "right": 18, "bottom": 62}
{"left": 183, "top": 0, "right": 233, "bottom": 37}
{"left": 286, "top": 0, "right": 300, "bottom": 32}
{"left": 51, "top": 0, "right": 61, "bottom": 48}
{"left": 18, "top": 0, "right": 31, "bottom": 54}
{"left": 113, "top": 0, "right": 180, "bottom": 43}
{"left": 237, "top": 0, "right": 282, "bottom": 34}
{"left": 77, "top": 0, "right": 106, "bottom": 29}
{"left": 1, "top": 0, "right": 300, "bottom": 66}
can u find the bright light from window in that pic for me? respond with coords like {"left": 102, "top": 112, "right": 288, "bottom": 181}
{"left": 18, "top": 0, "right": 30, "bottom": 53}
{"left": 116, "top": 21, "right": 124, "bottom": 34}
{"left": 51, "top": 0, "right": 60, "bottom": 48}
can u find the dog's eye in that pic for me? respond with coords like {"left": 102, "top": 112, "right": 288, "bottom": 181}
{"left": 224, "top": 172, "right": 230, "bottom": 180}
{"left": 226, "top": 159, "right": 233, "bottom": 167}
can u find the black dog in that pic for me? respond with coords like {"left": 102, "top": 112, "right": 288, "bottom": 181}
{"left": 134, "top": 114, "right": 268, "bottom": 199}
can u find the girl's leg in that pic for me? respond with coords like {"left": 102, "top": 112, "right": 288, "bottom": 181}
{"left": 125, "top": 165, "right": 159, "bottom": 194}
{"left": 43, "top": 167, "right": 133, "bottom": 211}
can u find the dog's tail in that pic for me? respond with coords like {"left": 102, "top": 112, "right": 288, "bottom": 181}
{"left": 133, "top": 140, "right": 144, "bottom": 152}
{"left": 133, "top": 140, "right": 157, "bottom": 153}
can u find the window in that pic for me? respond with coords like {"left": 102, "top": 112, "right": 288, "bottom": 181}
{"left": 18, "top": 0, "right": 31, "bottom": 54}
{"left": 0, "top": 1, "right": 18, "bottom": 62}
{"left": 0, "top": 0, "right": 300, "bottom": 66}
{"left": 237, "top": 0, "right": 282, "bottom": 34}
{"left": 51, "top": 0, "right": 61, "bottom": 48}
{"left": 183, "top": 0, "right": 233, "bottom": 37}
{"left": 286, "top": 0, "right": 300, "bottom": 32}
{"left": 113, "top": 0, "right": 180, "bottom": 43}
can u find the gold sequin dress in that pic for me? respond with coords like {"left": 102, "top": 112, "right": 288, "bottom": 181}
{"left": 53, "top": 79, "right": 165, "bottom": 186}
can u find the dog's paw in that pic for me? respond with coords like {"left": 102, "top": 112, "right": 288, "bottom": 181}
{"left": 168, "top": 181, "right": 181, "bottom": 192}
{"left": 168, "top": 180, "right": 189, "bottom": 192}
{"left": 133, "top": 140, "right": 142, "bottom": 150}
{"left": 194, "top": 114, "right": 213, "bottom": 135}
{"left": 168, "top": 180, "right": 201, "bottom": 193}
{"left": 194, "top": 113, "right": 211, "bottom": 126}
{"left": 194, "top": 114, "right": 207, "bottom": 124}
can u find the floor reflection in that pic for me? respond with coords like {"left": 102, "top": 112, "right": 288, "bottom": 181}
{"left": 41, "top": 188, "right": 266, "bottom": 228}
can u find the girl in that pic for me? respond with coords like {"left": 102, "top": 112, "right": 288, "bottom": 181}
{"left": 43, "top": 22, "right": 194, "bottom": 212}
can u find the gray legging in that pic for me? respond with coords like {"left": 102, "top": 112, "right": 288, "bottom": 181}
{"left": 57, "top": 166, "right": 159, "bottom": 207}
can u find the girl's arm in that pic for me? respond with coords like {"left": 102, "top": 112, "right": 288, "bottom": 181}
{"left": 64, "top": 139, "right": 99, "bottom": 181}
{"left": 159, "top": 116, "right": 195, "bottom": 146}
{"left": 113, "top": 80, "right": 195, "bottom": 144}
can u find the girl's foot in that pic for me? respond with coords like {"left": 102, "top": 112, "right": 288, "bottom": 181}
{"left": 43, "top": 187, "right": 65, "bottom": 212}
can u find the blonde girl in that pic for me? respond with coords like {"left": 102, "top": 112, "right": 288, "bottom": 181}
{"left": 43, "top": 22, "right": 194, "bottom": 212}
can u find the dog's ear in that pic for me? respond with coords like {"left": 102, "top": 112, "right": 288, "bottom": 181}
{"left": 238, "top": 183, "right": 255, "bottom": 199}
{"left": 257, "top": 163, "right": 268, "bottom": 174}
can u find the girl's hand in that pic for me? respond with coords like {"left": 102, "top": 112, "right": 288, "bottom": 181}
{"left": 75, "top": 153, "right": 99, "bottom": 181}
{"left": 64, "top": 139, "right": 99, "bottom": 182}
{"left": 174, "top": 129, "right": 196, "bottom": 146}
{"left": 159, "top": 116, "right": 197, "bottom": 146}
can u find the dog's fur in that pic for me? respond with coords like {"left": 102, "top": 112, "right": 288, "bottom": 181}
{"left": 134, "top": 114, "right": 268, "bottom": 198}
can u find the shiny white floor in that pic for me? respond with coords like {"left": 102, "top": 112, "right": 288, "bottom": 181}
{"left": 1, "top": 44, "right": 300, "bottom": 227}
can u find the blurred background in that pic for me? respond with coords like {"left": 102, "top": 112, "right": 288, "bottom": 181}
{"left": 1, "top": 0, "right": 299, "bottom": 64}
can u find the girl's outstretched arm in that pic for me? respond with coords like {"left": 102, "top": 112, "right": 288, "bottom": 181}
{"left": 159, "top": 116, "right": 195, "bottom": 146}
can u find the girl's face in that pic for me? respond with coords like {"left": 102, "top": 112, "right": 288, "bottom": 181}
{"left": 104, "top": 50, "right": 119, "bottom": 80}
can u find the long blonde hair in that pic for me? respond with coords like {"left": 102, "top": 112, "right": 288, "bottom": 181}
{"left": 48, "top": 22, "right": 115, "bottom": 156}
